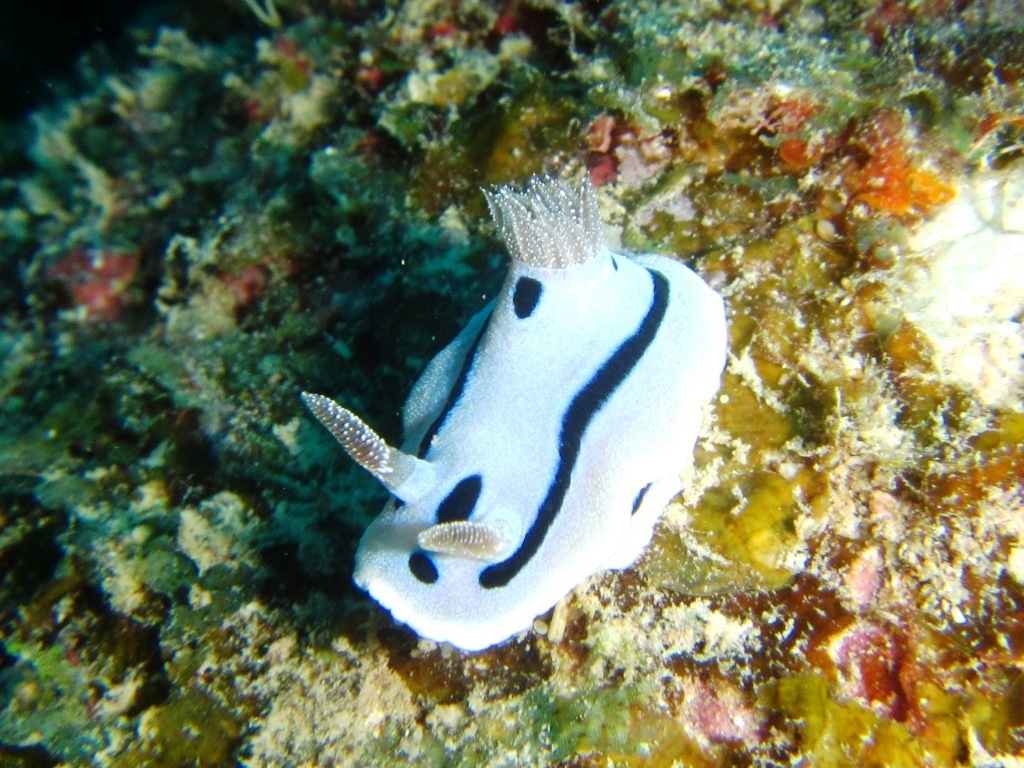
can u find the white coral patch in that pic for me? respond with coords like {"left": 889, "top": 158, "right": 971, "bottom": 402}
{"left": 898, "top": 169, "right": 1024, "bottom": 407}
{"left": 177, "top": 491, "right": 256, "bottom": 575}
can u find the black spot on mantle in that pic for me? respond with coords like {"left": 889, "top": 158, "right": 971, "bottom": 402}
{"left": 512, "top": 277, "right": 542, "bottom": 319}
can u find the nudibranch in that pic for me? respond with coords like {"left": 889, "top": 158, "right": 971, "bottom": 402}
{"left": 302, "top": 176, "right": 726, "bottom": 651}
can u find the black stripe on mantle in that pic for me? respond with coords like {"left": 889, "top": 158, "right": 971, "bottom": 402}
{"left": 479, "top": 268, "right": 670, "bottom": 589}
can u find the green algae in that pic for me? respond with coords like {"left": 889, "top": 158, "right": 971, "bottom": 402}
{"left": 112, "top": 689, "right": 242, "bottom": 768}
{"left": 0, "top": 643, "right": 104, "bottom": 762}
{"left": 520, "top": 682, "right": 710, "bottom": 767}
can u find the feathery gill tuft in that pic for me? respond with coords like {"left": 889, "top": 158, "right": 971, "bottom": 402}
{"left": 484, "top": 175, "right": 602, "bottom": 269}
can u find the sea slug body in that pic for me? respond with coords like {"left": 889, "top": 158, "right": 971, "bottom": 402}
{"left": 302, "top": 175, "right": 727, "bottom": 651}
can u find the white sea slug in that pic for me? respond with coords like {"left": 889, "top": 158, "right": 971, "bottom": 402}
{"left": 302, "top": 175, "right": 727, "bottom": 651}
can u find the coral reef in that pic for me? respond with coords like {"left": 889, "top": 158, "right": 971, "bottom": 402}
{"left": 0, "top": 0, "right": 1022, "bottom": 765}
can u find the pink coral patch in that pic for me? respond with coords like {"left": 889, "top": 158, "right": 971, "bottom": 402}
{"left": 223, "top": 264, "right": 270, "bottom": 307}
{"left": 830, "top": 621, "right": 907, "bottom": 720}
{"left": 673, "top": 676, "right": 764, "bottom": 745}
{"left": 47, "top": 248, "right": 139, "bottom": 322}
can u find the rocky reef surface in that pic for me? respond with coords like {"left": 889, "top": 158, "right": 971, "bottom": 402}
{"left": 0, "top": 1, "right": 1022, "bottom": 765}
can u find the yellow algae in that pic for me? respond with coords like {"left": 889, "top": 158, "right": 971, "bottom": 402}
{"left": 765, "top": 674, "right": 895, "bottom": 768}
{"left": 965, "top": 669, "right": 1024, "bottom": 759}
{"left": 714, "top": 371, "right": 793, "bottom": 451}
{"left": 645, "top": 517, "right": 764, "bottom": 597}
{"left": 730, "top": 471, "right": 811, "bottom": 585}
{"left": 634, "top": 178, "right": 766, "bottom": 257}
{"left": 411, "top": 87, "right": 582, "bottom": 215}
{"left": 860, "top": 720, "right": 925, "bottom": 768}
